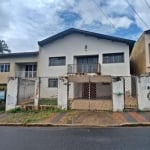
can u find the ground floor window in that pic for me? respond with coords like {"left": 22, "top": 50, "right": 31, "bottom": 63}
{"left": 48, "top": 78, "right": 58, "bottom": 88}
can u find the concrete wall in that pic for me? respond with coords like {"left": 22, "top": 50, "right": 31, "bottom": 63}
{"left": 5, "top": 78, "right": 18, "bottom": 111}
{"left": 96, "top": 83, "right": 112, "bottom": 98}
{"left": 130, "top": 34, "right": 146, "bottom": 75}
{"left": 39, "top": 33, "right": 131, "bottom": 98}
{"left": 112, "top": 77, "right": 124, "bottom": 112}
{"left": 137, "top": 76, "right": 150, "bottom": 111}
{"left": 40, "top": 77, "right": 58, "bottom": 98}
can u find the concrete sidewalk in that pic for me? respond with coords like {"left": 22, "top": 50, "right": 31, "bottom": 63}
{"left": 39, "top": 111, "right": 150, "bottom": 127}
{"left": 0, "top": 111, "right": 150, "bottom": 127}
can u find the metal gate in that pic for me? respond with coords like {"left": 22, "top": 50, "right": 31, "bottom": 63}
{"left": 17, "top": 78, "right": 35, "bottom": 104}
{"left": 0, "top": 84, "right": 7, "bottom": 110}
{"left": 124, "top": 76, "right": 138, "bottom": 111}
{"left": 83, "top": 83, "right": 96, "bottom": 99}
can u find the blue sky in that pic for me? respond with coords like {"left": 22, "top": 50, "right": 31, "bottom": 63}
{"left": 0, "top": 0, "right": 149, "bottom": 52}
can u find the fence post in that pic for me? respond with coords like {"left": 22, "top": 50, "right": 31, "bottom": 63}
{"left": 34, "top": 77, "right": 40, "bottom": 110}
{"left": 5, "top": 77, "right": 19, "bottom": 111}
{"left": 112, "top": 77, "right": 124, "bottom": 112}
{"left": 58, "top": 77, "right": 68, "bottom": 110}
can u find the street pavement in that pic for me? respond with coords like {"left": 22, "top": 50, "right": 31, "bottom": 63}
{"left": 0, "top": 127, "right": 150, "bottom": 150}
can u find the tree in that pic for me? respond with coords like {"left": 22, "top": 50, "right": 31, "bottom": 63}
{"left": 0, "top": 40, "right": 11, "bottom": 54}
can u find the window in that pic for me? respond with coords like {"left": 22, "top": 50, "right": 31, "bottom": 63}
{"left": 103, "top": 53, "right": 124, "bottom": 63}
{"left": 0, "top": 63, "right": 10, "bottom": 72}
{"left": 25, "top": 64, "right": 37, "bottom": 78}
{"left": 48, "top": 78, "right": 58, "bottom": 88}
{"left": 49, "top": 57, "right": 66, "bottom": 66}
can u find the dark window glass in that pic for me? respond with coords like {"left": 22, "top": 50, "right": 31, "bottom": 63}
{"left": 103, "top": 53, "right": 124, "bottom": 63}
{"left": 49, "top": 57, "right": 66, "bottom": 66}
{"left": 48, "top": 78, "right": 58, "bottom": 88}
{"left": 0, "top": 63, "right": 10, "bottom": 72}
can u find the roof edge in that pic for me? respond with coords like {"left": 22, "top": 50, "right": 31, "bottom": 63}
{"left": 38, "top": 28, "right": 135, "bottom": 47}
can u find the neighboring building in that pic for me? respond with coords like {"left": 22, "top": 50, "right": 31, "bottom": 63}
{"left": 38, "top": 28, "right": 135, "bottom": 102}
{"left": 0, "top": 52, "right": 38, "bottom": 101}
{"left": 130, "top": 30, "right": 150, "bottom": 75}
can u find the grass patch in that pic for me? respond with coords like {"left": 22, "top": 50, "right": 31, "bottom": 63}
{"left": 0, "top": 107, "right": 65, "bottom": 124}
{"left": 0, "top": 104, "right": 5, "bottom": 113}
{"left": 29, "top": 98, "right": 57, "bottom": 105}
{"left": 39, "top": 98, "right": 57, "bottom": 105}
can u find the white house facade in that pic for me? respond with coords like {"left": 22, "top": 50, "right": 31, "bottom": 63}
{"left": 38, "top": 28, "right": 135, "bottom": 107}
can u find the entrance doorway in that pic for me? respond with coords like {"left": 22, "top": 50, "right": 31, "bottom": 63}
{"left": 83, "top": 83, "right": 96, "bottom": 99}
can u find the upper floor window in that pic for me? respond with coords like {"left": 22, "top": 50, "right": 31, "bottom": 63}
{"left": 0, "top": 63, "right": 10, "bottom": 72}
{"left": 49, "top": 57, "right": 66, "bottom": 66}
{"left": 103, "top": 53, "right": 124, "bottom": 64}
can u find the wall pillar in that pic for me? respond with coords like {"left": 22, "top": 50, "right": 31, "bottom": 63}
{"left": 58, "top": 77, "right": 68, "bottom": 110}
{"left": 137, "top": 76, "right": 150, "bottom": 111}
{"left": 112, "top": 77, "right": 124, "bottom": 112}
{"left": 34, "top": 78, "right": 40, "bottom": 109}
{"left": 6, "top": 78, "right": 18, "bottom": 111}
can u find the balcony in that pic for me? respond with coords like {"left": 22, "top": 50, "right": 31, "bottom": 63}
{"left": 15, "top": 71, "right": 37, "bottom": 78}
{"left": 68, "top": 64, "right": 101, "bottom": 74}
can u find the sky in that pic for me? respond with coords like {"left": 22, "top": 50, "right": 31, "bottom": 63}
{"left": 0, "top": 0, "right": 150, "bottom": 52}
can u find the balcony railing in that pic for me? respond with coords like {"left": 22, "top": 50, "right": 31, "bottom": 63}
{"left": 68, "top": 64, "right": 101, "bottom": 74}
{"left": 15, "top": 71, "right": 37, "bottom": 78}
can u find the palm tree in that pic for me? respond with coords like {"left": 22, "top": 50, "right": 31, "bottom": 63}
{"left": 0, "top": 40, "right": 11, "bottom": 54}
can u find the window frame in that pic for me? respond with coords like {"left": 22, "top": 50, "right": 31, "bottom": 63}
{"left": 48, "top": 78, "right": 58, "bottom": 88}
{"left": 0, "top": 63, "right": 10, "bottom": 72}
{"left": 49, "top": 56, "right": 66, "bottom": 66}
{"left": 103, "top": 53, "right": 124, "bottom": 64}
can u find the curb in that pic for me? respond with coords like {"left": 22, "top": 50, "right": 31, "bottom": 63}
{"left": 0, "top": 122, "right": 150, "bottom": 127}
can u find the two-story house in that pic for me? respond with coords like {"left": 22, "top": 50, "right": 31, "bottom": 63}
{"left": 130, "top": 30, "right": 150, "bottom": 75}
{"left": 0, "top": 52, "right": 38, "bottom": 101}
{"left": 0, "top": 28, "right": 135, "bottom": 110}
{"left": 38, "top": 28, "right": 135, "bottom": 110}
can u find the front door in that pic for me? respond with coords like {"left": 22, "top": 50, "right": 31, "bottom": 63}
{"left": 83, "top": 83, "right": 96, "bottom": 99}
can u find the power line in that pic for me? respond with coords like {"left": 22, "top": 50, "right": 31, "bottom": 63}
{"left": 93, "top": 0, "right": 116, "bottom": 29}
{"left": 125, "top": 0, "right": 150, "bottom": 28}
{"left": 144, "top": 0, "right": 150, "bottom": 9}
{"left": 98, "top": 5, "right": 116, "bottom": 29}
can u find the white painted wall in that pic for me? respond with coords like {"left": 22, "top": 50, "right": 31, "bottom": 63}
{"left": 137, "top": 76, "right": 150, "bottom": 111}
{"left": 39, "top": 33, "right": 131, "bottom": 98}
{"left": 96, "top": 83, "right": 112, "bottom": 98}
{"left": 112, "top": 78, "right": 124, "bottom": 112}
{"left": 34, "top": 78, "right": 40, "bottom": 109}
{"left": 40, "top": 77, "right": 58, "bottom": 98}
{"left": 74, "top": 83, "right": 83, "bottom": 99}
{"left": 5, "top": 78, "right": 18, "bottom": 111}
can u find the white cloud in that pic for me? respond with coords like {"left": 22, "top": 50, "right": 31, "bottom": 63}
{"left": 0, "top": 0, "right": 150, "bottom": 52}
{"left": 110, "top": 16, "right": 133, "bottom": 29}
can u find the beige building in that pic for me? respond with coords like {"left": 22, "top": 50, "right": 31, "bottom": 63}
{"left": 0, "top": 52, "right": 38, "bottom": 100}
{"left": 130, "top": 30, "right": 150, "bottom": 75}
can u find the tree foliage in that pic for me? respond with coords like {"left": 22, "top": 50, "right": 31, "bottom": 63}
{"left": 0, "top": 40, "right": 11, "bottom": 54}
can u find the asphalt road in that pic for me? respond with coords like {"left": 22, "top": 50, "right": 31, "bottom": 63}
{"left": 0, "top": 127, "right": 150, "bottom": 150}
